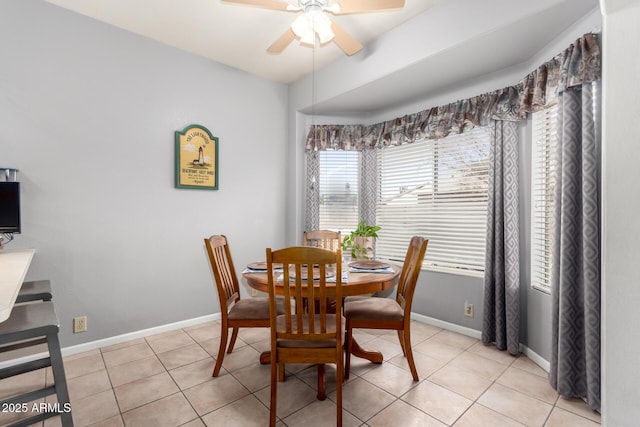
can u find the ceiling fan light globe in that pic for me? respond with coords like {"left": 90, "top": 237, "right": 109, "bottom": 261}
{"left": 316, "top": 26, "right": 334, "bottom": 43}
{"left": 312, "top": 11, "right": 331, "bottom": 27}
{"left": 312, "top": 12, "right": 334, "bottom": 42}
{"left": 291, "top": 14, "right": 311, "bottom": 38}
{"left": 299, "top": 30, "right": 315, "bottom": 45}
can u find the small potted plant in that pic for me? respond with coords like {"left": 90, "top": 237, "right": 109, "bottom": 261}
{"left": 342, "top": 221, "right": 381, "bottom": 260}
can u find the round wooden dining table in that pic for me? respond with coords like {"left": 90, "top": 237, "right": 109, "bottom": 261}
{"left": 242, "top": 264, "right": 401, "bottom": 365}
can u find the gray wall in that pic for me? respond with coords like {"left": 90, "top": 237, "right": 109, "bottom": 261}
{"left": 600, "top": 0, "right": 640, "bottom": 424}
{"left": 0, "top": 0, "right": 288, "bottom": 346}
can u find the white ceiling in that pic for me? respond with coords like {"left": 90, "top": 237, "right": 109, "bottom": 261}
{"left": 43, "top": 0, "right": 441, "bottom": 84}
{"left": 43, "top": 0, "right": 600, "bottom": 114}
{"left": 311, "top": 0, "right": 600, "bottom": 114}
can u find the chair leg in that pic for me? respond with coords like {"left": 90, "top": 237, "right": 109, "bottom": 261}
{"left": 344, "top": 320, "right": 352, "bottom": 380}
{"left": 270, "top": 356, "right": 278, "bottom": 427}
{"left": 336, "top": 347, "right": 343, "bottom": 427}
{"left": 278, "top": 361, "right": 285, "bottom": 382}
{"left": 397, "top": 330, "right": 407, "bottom": 356}
{"left": 317, "top": 364, "right": 326, "bottom": 400}
{"left": 226, "top": 327, "right": 239, "bottom": 353}
{"left": 403, "top": 328, "right": 419, "bottom": 381}
{"left": 212, "top": 326, "right": 228, "bottom": 377}
{"left": 48, "top": 332, "right": 73, "bottom": 427}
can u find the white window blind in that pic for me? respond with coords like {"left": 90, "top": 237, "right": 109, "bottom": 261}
{"left": 318, "top": 150, "right": 359, "bottom": 233}
{"left": 376, "top": 128, "right": 490, "bottom": 276}
{"left": 531, "top": 104, "right": 558, "bottom": 294}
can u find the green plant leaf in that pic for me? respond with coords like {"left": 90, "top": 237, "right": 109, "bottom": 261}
{"left": 341, "top": 221, "right": 381, "bottom": 257}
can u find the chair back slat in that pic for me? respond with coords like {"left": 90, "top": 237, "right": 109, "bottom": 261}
{"left": 396, "top": 236, "right": 428, "bottom": 314}
{"left": 204, "top": 235, "right": 241, "bottom": 313}
{"left": 214, "top": 245, "right": 236, "bottom": 299}
{"left": 267, "top": 246, "right": 342, "bottom": 343}
{"left": 303, "top": 230, "right": 342, "bottom": 252}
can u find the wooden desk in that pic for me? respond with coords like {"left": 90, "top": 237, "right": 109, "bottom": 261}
{"left": 243, "top": 264, "right": 401, "bottom": 364}
{"left": 0, "top": 249, "right": 35, "bottom": 322}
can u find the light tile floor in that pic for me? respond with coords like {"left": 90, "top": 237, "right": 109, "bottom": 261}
{"left": 0, "top": 320, "right": 601, "bottom": 427}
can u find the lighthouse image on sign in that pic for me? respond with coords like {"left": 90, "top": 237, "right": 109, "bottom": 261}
{"left": 193, "top": 146, "right": 205, "bottom": 166}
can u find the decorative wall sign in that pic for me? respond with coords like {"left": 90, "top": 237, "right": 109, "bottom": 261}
{"left": 175, "top": 124, "right": 218, "bottom": 190}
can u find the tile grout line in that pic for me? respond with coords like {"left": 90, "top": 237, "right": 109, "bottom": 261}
{"left": 98, "top": 345, "right": 126, "bottom": 426}
{"left": 146, "top": 329, "right": 206, "bottom": 427}
{"left": 49, "top": 322, "right": 600, "bottom": 427}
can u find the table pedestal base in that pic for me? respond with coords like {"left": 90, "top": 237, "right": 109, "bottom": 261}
{"left": 258, "top": 337, "right": 382, "bottom": 400}
{"left": 349, "top": 339, "right": 383, "bottom": 364}
{"left": 258, "top": 338, "right": 382, "bottom": 365}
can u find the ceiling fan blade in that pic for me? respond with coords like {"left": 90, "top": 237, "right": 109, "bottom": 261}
{"left": 331, "top": 21, "right": 363, "bottom": 56}
{"left": 222, "top": 0, "right": 290, "bottom": 11}
{"left": 267, "top": 28, "right": 297, "bottom": 54}
{"left": 335, "top": 0, "right": 405, "bottom": 14}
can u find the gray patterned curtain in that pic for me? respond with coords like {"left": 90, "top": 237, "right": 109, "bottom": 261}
{"left": 359, "top": 149, "right": 377, "bottom": 228}
{"left": 359, "top": 148, "right": 378, "bottom": 257}
{"left": 305, "top": 151, "right": 320, "bottom": 232}
{"left": 549, "top": 82, "right": 600, "bottom": 411}
{"left": 482, "top": 120, "right": 520, "bottom": 355}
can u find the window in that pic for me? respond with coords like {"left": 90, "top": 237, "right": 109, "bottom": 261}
{"left": 531, "top": 104, "right": 557, "bottom": 294}
{"left": 318, "top": 150, "right": 359, "bottom": 233}
{"left": 376, "top": 127, "right": 490, "bottom": 276}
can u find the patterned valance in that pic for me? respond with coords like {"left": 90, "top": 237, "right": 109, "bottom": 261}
{"left": 519, "top": 32, "right": 600, "bottom": 116}
{"left": 306, "top": 33, "right": 600, "bottom": 152}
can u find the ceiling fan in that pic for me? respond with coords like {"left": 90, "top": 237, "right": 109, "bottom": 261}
{"left": 223, "top": 0, "right": 406, "bottom": 56}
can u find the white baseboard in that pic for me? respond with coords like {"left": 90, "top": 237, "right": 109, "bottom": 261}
{"left": 0, "top": 313, "right": 220, "bottom": 370}
{"left": 519, "top": 344, "right": 551, "bottom": 372}
{"left": 61, "top": 313, "right": 221, "bottom": 356}
{"left": 410, "top": 312, "right": 482, "bottom": 340}
{"left": 410, "top": 312, "right": 550, "bottom": 373}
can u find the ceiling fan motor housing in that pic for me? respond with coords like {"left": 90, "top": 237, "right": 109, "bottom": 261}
{"left": 298, "top": 0, "right": 331, "bottom": 11}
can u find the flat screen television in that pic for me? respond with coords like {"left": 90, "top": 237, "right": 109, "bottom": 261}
{"left": 0, "top": 182, "right": 21, "bottom": 233}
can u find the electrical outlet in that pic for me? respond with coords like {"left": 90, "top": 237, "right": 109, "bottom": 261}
{"left": 250, "top": 288, "right": 258, "bottom": 297}
{"left": 464, "top": 301, "right": 474, "bottom": 318}
{"left": 73, "top": 316, "right": 87, "bottom": 333}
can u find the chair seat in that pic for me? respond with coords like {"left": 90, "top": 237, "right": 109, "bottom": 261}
{"left": 0, "top": 302, "right": 60, "bottom": 343}
{"left": 228, "top": 297, "right": 284, "bottom": 320}
{"left": 344, "top": 297, "right": 404, "bottom": 322}
{"left": 276, "top": 314, "right": 345, "bottom": 348}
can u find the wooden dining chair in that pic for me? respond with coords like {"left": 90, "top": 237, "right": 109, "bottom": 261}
{"left": 344, "top": 236, "right": 428, "bottom": 381}
{"left": 204, "top": 235, "right": 284, "bottom": 377}
{"left": 303, "top": 230, "right": 342, "bottom": 313}
{"left": 302, "top": 230, "right": 342, "bottom": 251}
{"left": 266, "top": 246, "right": 344, "bottom": 427}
